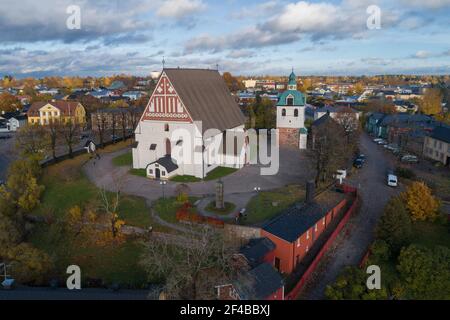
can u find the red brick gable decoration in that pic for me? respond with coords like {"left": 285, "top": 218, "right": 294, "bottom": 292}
{"left": 141, "top": 73, "right": 193, "bottom": 123}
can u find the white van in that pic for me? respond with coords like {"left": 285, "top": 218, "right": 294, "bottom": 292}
{"left": 334, "top": 169, "right": 347, "bottom": 182}
{"left": 387, "top": 173, "right": 398, "bottom": 187}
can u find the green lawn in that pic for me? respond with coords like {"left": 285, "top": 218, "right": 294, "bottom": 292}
{"left": 29, "top": 224, "right": 149, "bottom": 288}
{"left": 243, "top": 185, "right": 305, "bottom": 225}
{"left": 34, "top": 152, "right": 165, "bottom": 232}
{"left": 129, "top": 168, "right": 147, "bottom": 177}
{"left": 154, "top": 197, "right": 199, "bottom": 224}
{"left": 204, "top": 166, "right": 238, "bottom": 181}
{"left": 170, "top": 175, "right": 202, "bottom": 183}
{"left": 112, "top": 151, "right": 133, "bottom": 166}
{"left": 205, "top": 201, "right": 236, "bottom": 216}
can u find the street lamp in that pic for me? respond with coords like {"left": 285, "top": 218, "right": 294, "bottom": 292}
{"left": 254, "top": 187, "right": 261, "bottom": 192}
{"left": 160, "top": 180, "right": 167, "bottom": 199}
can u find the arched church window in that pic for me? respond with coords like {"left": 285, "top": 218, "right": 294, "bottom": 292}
{"left": 294, "top": 109, "right": 299, "bottom": 117}
{"left": 164, "top": 123, "right": 169, "bottom": 132}
{"left": 287, "top": 96, "right": 294, "bottom": 106}
{"left": 282, "top": 109, "right": 286, "bottom": 116}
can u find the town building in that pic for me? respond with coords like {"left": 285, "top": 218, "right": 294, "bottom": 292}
{"left": 216, "top": 262, "right": 284, "bottom": 300}
{"left": 0, "top": 111, "right": 27, "bottom": 132}
{"left": 423, "top": 126, "right": 450, "bottom": 166}
{"left": 27, "top": 100, "right": 86, "bottom": 125}
{"left": 276, "top": 70, "right": 308, "bottom": 149}
{"left": 260, "top": 184, "right": 348, "bottom": 274}
{"left": 132, "top": 68, "right": 248, "bottom": 180}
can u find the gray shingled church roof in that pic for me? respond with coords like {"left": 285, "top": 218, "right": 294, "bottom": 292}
{"left": 164, "top": 68, "right": 246, "bottom": 133}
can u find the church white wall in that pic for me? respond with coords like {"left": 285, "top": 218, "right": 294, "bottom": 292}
{"left": 133, "top": 121, "right": 247, "bottom": 179}
{"left": 133, "top": 120, "right": 201, "bottom": 177}
{"left": 276, "top": 106, "right": 305, "bottom": 129}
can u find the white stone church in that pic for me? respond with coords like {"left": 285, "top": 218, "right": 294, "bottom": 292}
{"left": 132, "top": 68, "right": 248, "bottom": 180}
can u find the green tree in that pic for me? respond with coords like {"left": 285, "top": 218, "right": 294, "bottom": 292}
{"left": 375, "top": 196, "right": 412, "bottom": 253}
{"left": 325, "top": 266, "right": 389, "bottom": 300}
{"left": 396, "top": 245, "right": 450, "bottom": 299}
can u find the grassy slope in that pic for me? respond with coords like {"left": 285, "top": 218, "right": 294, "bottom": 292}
{"left": 27, "top": 143, "right": 171, "bottom": 287}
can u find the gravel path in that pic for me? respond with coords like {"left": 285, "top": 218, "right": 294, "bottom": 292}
{"left": 300, "top": 132, "right": 403, "bottom": 299}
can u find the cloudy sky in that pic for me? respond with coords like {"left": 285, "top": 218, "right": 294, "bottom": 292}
{"left": 1, "top": 0, "right": 450, "bottom": 78}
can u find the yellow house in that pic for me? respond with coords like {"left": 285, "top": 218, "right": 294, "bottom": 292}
{"left": 27, "top": 100, "right": 86, "bottom": 125}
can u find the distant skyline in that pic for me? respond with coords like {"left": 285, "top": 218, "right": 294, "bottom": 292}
{"left": 1, "top": 0, "right": 450, "bottom": 78}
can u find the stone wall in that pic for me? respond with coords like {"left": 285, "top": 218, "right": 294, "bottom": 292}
{"left": 223, "top": 224, "right": 261, "bottom": 244}
{"left": 278, "top": 127, "right": 300, "bottom": 147}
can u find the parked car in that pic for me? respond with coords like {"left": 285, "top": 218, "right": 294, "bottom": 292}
{"left": 387, "top": 171, "right": 398, "bottom": 187}
{"left": 357, "top": 154, "right": 366, "bottom": 163}
{"left": 401, "top": 155, "right": 419, "bottom": 163}
{"left": 377, "top": 140, "right": 388, "bottom": 145}
{"left": 373, "top": 138, "right": 383, "bottom": 143}
{"left": 353, "top": 158, "right": 364, "bottom": 169}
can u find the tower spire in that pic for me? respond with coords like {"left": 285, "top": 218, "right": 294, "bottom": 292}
{"left": 162, "top": 56, "right": 166, "bottom": 69}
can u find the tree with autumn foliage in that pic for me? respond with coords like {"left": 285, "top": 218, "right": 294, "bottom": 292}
{"left": 15, "top": 124, "right": 50, "bottom": 161}
{"left": 419, "top": 88, "right": 442, "bottom": 115}
{"left": 98, "top": 186, "right": 126, "bottom": 245}
{"left": 402, "top": 181, "right": 440, "bottom": 221}
{"left": 0, "top": 92, "right": 21, "bottom": 112}
{"left": 1, "top": 243, "right": 53, "bottom": 285}
{"left": 223, "top": 72, "right": 243, "bottom": 92}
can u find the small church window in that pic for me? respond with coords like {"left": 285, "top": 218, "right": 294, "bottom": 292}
{"left": 294, "top": 109, "right": 299, "bottom": 117}
{"left": 164, "top": 123, "right": 169, "bottom": 132}
{"left": 287, "top": 96, "right": 294, "bottom": 106}
{"left": 282, "top": 109, "right": 286, "bottom": 116}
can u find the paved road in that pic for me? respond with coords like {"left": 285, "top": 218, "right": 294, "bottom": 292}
{"left": 300, "top": 132, "right": 402, "bottom": 299}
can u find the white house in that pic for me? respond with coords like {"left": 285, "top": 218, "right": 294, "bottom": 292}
{"left": 132, "top": 68, "right": 248, "bottom": 180}
{"left": 276, "top": 70, "right": 308, "bottom": 149}
{"left": 0, "top": 111, "right": 27, "bottom": 132}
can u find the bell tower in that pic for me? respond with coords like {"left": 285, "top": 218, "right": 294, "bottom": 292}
{"left": 276, "top": 69, "right": 308, "bottom": 149}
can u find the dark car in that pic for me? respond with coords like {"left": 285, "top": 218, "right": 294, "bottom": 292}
{"left": 353, "top": 158, "right": 364, "bottom": 169}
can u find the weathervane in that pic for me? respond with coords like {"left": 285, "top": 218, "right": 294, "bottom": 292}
{"left": 162, "top": 56, "right": 166, "bottom": 69}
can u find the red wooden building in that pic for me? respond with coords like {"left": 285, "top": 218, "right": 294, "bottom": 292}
{"left": 261, "top": 183, "right": 348, "bottom": 274}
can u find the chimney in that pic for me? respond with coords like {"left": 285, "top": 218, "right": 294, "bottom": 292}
{"left": 305, "top": 180, "right": 315, "bottom": 204}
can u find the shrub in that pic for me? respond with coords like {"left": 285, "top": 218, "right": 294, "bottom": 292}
{"left": 395, "top": 167, "right": 416, "bottom": 180}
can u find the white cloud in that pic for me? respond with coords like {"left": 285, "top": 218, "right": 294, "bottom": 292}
{"left": 414, "top": 50, "right": 431, "bottom": 59}
{"left": 156, "top": 0, "right": 205, "bottom": 18}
